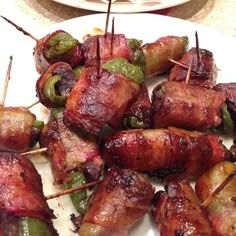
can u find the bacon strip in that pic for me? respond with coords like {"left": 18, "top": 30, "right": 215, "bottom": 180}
{"left": 0, "top": 107, "right": 37, "bottom": 152}
{"left": 0, "top": 152, "right": 55, "bottom": 223}
{"left": 103, "top": 127, "right": 229, "bottom": 180}
{"left": 34, "top": 30, "right": 83, "bottom": 74}
{"left": 168, "top": 47, "right": 217, "bottom": 88}
{"left": 40, "top": 110, "right": 103, "bottom": 184}
{"left": 82, "top": 33, "right": 132, "bottom": 67}
{"left": 79, "top": 168, "right": 155, "bottom": 236}
{"left": 152, "top": 180, "right": 215, "bottom": 235}
{"left": 215, "top": 82, "right": 236, "bottom": 127}
{"left": 152, "top": 81, "right": 226, "bottom": 130}
{"left": 64, "top": 67, "right": 140, "bottom": 135}
{"left": 123, "top": 82, "right": 153, "bottom": 129}
{"left": 142, "top": 35, "right": 188, "bottom": 78}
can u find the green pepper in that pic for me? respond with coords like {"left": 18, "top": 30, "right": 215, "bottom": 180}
{"left": 43, "top": 75, "right": 66, "bottom": 106}
{"left": 64, "top": 171, "right": 87, "bottom": 215}
{"left": 51, "top": 107, "right": 64, "bottom": 119}
{"left": 181, "top": 36, "right": 189, "bottom": 46}
{"left": 102, "top": 57, "right": 144, "bottom": 85}
{"left": 221, "top": 103, "right": 234, "bottom": 135}
{"left": 127, "top": 38, "right": 143, "bottom": 51}
{"left": 159, "top": 85, "right": 165, "bottom": 94}
{"left": 124, "top": 116, "right": 144, "bottom": 129}
{"left": 32, "top": 120, "right": 44, "bottom": 131}
{"left": 73, "top": 65, "right": 85, "bottom": 78}
{"left": 44, "top": 32, "right": 79, "bottom": 60}
{"left": 131, "top": 49, "right": 145, "bottom": 72}
{"left": 19, "top": 217, "right": 52, "bottom": 236}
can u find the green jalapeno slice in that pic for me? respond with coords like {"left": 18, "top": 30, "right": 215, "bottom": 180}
{"left": 32, "top": 120, "right": 44, "bottom": 131}
{"left": 127, "top": 38, "right": 143, "bottom": 51}
{"left": 64, "top": 171, "right": 87, "bottom": 215}
{"left": 73, "top": 65, "right": 85, "bottom": 78}
{"left": 124, "top": 116, "right": 144, "bottom": 129}
{"left": 221, "top": 103, "right": 234, "bottom": 135}
{"left": 43, "top": 75, "right": 66, "bottom": 106}
{"left": 44, "top": 32, "right": 79, "bottom": 60}
{"left": 102, "top": 57, "right": 144, "bottom": 85}
{"left": 19, "top": 217, "right": 52, "bottom": 236}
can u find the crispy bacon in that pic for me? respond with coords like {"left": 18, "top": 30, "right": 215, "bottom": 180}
{"left": 40, "top": 110, "right": 103, "bottom": 184}
{"left": 152, "top": 180, "right": 215, "bottom": 235}
{"left": 34, "top": 30, "right": 83, "bottom": 74}
{"left": 36, "top": 62, "right": 77, "bottom": 108}
{"left": 0, "top": 152, "right": 56, "bottom": 227}
{"left": 168, "top": 47, "right": 217, "bottom": 88}
{"left": 152, "top": 81, "right": 226, "bottom": 130}
{"left": 123, "top": 82, "right": 153, "bottom": 129}
{"left": 102, "top": 127, "right": 229, "bottom": 180}
{"left": 0, "top": 106, "right": 39, "bottom": 152}
{"left": 141, "top": 35, "right": 188, "bottom": 78}
{"left": 82, "top": 33, "right": 132, "bottom": 67}
{"left": 195, "top": 161, "right": 236, "bottom": 236}
{"left": 79, "top": 168, "right": 155, "bottom": 236}
{"left": 215, "top": 82, "right": 236, "bottom": 127}
{"left": 64, "top": 67, "right": 140, "bottom": 135}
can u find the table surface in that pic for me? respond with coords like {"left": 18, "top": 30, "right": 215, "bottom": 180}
{"left": 0, "top": 0, "right": 236, "bottom": 37}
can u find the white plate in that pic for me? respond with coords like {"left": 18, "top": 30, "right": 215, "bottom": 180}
{"left": 0, "top": 13, "right": 235, "bottom": 236}
{"left": 51, "top": 0, "right": 191, "bottom": 13}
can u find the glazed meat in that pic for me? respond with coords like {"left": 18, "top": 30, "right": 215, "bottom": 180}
{"left": 0, "top": 106, "right": 41, "bottom": 152}
{"left": 152, "top": 180, "right": 215, "bottom": 235}
{"left": 168, "top": 47, "right": 217, "bottom": 88}
{"left": 141, "top": 35, "right": 188, "bottom": 78}
{"left": 123, "top": 82, "right": 153, "bottom": 129}
{"left": 82, "top": 33, "right": 133, "bottom": 67}
{"left": 0, "top": 152, "right": 57, "bottom": 235}
{"left": 40, "top": 108, "right": 103, "bottom": 184}
{"left": 103, "top": 127, "right": 229, "bottom": 180}
{"left": 215, "top": 82, "right": 236, "bottom": 128}
{"left": 152, "top": 81, "right": 226, "bottom": 131}
{"left": 79, "top": 167, "right": 155, "bottom": 236}
{"left": 64, "top": 67, "right": 140, "bottom": 135}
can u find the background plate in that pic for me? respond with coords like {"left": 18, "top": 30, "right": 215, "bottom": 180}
{"left": 51, "top": 0, "right": 191, "bottom": 13}
{"left": 0, "top": 13, "right": 235, "bottom": 236}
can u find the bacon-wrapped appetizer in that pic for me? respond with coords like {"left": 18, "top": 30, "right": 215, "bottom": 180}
{"left": 195, "top": 161, "right": 236, "bottom": 236}
{"left": 152, "top": 180, "right": 215, "bottom": 235}
{"left": 123, "top": 82, "right": 153, "bottom": 129}
{"left": 64, "top": 58, "right": 143, "bottom": 135}
{"left": 137, "top": 35, "right": 188, "bottom": 78}
{"left": 36, "top": 62, "right": 78, "bottom": 108}
{"left": 168, "top": 47, "right": 217, "bottom": 88}
{"left": 0, "top": 106, "right": 43, "bottom": 152}
{"left": 0, "top": 152, "right": 58, "bottom": 235}
{"left": 40, "top": 108, "right": 103, "bottom": 215}
{"left": 82, "top": 33, "right": 138, "bottom": 67}
{"left": 79, "top": 167, "right": 155, "bottom": 236}
{"left": 34, "top": 30, "right": 84, "bottom": 74}
{"left": 103, "top": 127, "right": 229, "bottom": 180}
{"left": 215, "top": 82, "right": 236, "bottom": 133}
{"left": 152, "top": 81, "right": 231, "bottom": 134}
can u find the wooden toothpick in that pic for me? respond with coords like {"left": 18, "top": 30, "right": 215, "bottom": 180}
{"left": 1, "top": 15, "right": 38, "bottom": 42}
{"left": 201, "top": 170, "right": 236, "bottom": 209}
{"left": 20, "top": 148, "right": 47, "bottom": 156}
{"left": 0, "top": 56, "right": 13, "bottom": 106}
{"left": 46, "top": 180, "right": 101, "bottom": 200}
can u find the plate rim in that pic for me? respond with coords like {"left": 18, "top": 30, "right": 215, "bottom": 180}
{"left": 51, "top": 0, "right": 191, "bottom": 13}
